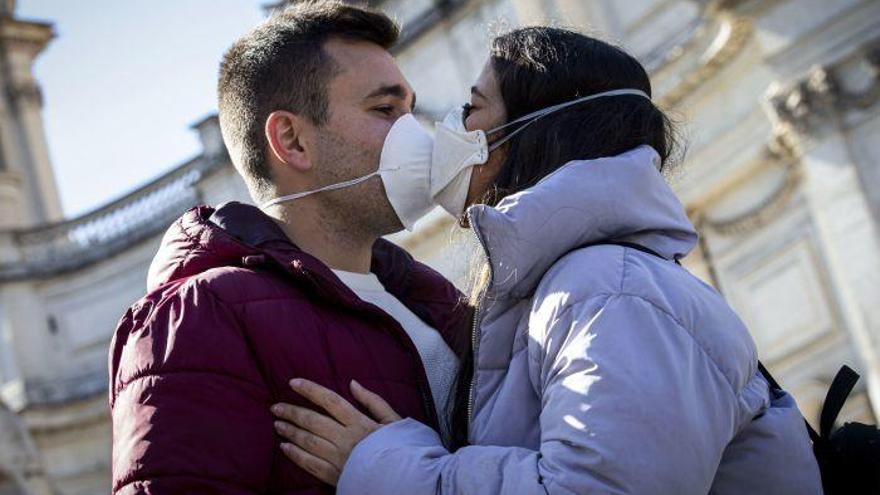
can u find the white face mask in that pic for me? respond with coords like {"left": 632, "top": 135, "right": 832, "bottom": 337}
{"left": 261, "top": 88, "right": 653, "bottom": 231}
{"left": 260, "top": 113, "right": 435, "bottom": 231}
{"left": 430, "top": 88, "right": 653, "bottom": 217}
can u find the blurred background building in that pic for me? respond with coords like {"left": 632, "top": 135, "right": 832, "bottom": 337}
{"left": 0, "top": 0, "right": 878, "bottom": 493}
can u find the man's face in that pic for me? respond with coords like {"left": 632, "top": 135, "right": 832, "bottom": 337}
{"left": 309, "top": 38, "right": 416, "bottom": 236}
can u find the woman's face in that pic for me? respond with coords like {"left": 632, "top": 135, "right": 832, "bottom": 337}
{"left": 461, "top": 59, "right": 508, "bottom": 212}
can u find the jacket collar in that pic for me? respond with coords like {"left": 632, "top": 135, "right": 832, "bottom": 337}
{"left": 206, "top": 201, "right": 415, "bottom": 301}
{"left": 148, "top": 201, "right": 471, "bottom": 358}
{"left": 468, "top": 145, "right": 698, "bottom": 300}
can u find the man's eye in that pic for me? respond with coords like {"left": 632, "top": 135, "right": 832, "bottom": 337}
{"left": 374, "top": 106, "right": 395, "bottom": 115}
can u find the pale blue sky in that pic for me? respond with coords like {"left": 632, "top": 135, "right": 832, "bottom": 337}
{"left": 18, "top": 1, "right": 270, "bottom": 216}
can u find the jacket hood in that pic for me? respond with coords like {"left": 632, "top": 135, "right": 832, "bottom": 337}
{"left": 147, "top": 204, "right": 262, "bottom": 292}
{"left": 468, "top": 145, "right": 698, "bottom": 299}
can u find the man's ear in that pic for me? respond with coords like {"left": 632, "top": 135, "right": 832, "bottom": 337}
{"left": 265, "top": 110, "right": 312, "bottom": 173}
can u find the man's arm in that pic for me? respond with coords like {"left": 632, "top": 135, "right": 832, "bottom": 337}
{"left": 109, "top": 280, "right": 274, "bottom": 494}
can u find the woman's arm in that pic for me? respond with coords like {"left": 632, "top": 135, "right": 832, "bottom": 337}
{"left": 276, "top": 294, "right": 739, "bottom": 494}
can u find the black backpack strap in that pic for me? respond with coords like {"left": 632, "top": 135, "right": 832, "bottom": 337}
{"left": 759, "top": 360, "right": 824, "bottom": 444}
{"left": 588, "top": 241, "right": 682, "bottom": 266}
{"left": 757, "top": 361, "right": 782, "bottom": 390}
{"left": 819, "top": 365, "right": 860, "bottom": 439}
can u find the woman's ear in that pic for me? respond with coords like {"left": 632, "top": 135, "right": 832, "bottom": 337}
{"left": 265, "top": 110, "right": 312, "bottom": 173}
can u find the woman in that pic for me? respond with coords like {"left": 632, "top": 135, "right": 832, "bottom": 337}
{"left": 270, "top": 27, "right": 822, "bottom": 494}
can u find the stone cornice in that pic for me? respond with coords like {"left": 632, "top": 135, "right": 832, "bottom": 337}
{"left": 0, "top": 16, "right": 53, "bottom": 54}
{"left": 0, "top": 17, "right": 53, "bottom": 111}
{"left": 765, "top": 40, "right": 880, "bottom": 146}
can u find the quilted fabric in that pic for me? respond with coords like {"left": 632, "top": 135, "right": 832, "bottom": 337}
{"left": 108, "top": 201, "right": 470, "bottom": 494}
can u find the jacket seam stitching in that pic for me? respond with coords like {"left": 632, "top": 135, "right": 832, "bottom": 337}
{"left": 531, "top": 292, "right": 613, "bottom": 392}
{"left": 223, "top": 295, "right": 310, "bottom": 305}
{"left": 114, "top": 369, "right": 268, "bottom": 400}
{"left": 110, "top": 286, "right": 265, "bottom": 406}
{"left": 543, "top": 246, "right": 740, "bottom": 398}
{"left": 533, "top": 289, "right": 739, "bottom": 399}
{"left": 178, "top": 211, "right": 218, "bottom": 257}
{"left": 612, "top": 292, "right": 739, "bottom": 399}
{"left": 157, "top": 216, "right": 192, "bottom": 285}
{"left": 166, "top": 214, "right": 215, "bottom": 284}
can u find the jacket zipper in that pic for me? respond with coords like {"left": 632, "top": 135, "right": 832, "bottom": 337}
{"left": 466, "top": 210, "right": 492, "bottom": 429}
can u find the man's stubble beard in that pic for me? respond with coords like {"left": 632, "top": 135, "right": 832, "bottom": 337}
{"left": 312, "top": 127, "right": 403, "bottom": 242}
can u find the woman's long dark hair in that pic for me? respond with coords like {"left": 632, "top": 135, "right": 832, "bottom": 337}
{"left": 447, "top": 27, "right": 681, "bottom": 450}
{"left": 487, "top": 26, "right": 679, "bottom": 202}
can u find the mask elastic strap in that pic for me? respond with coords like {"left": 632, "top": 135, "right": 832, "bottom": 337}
{"left": 261, "top": 170, "right": 382, "bottom": 209}
{"left": 487, "top": 88, "right": 651, "bottom": 152}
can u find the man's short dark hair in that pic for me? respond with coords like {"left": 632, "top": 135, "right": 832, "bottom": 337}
{"left": 218, "top": 1, "right": 399, "bottom": 196}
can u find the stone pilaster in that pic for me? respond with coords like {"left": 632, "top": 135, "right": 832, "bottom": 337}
{"left": 763, "top": 40, "right": 880, "bottom": 416}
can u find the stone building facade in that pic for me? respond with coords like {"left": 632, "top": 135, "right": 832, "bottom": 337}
{"left": 0, "top": 0, "right": 877, "bottom": 493}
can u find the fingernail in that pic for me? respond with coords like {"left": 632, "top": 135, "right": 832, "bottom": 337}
{"left": 270, "top": 404, "right": 283, "bottom": 415}
{"left": 281, "top": 442, "right": 292, "bottom": 452}
{"left": 289, "top": 378, "right": 303, "bottom": 388}
{"left": 350, "top": 379, "right": 362, "bottom": 389}
{"left": 273, "top": 421, "right": 286, "bottom": 431}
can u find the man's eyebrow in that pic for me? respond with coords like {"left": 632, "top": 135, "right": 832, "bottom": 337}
{"left": 365, "top": 84, "right": 417, "bottom": 110}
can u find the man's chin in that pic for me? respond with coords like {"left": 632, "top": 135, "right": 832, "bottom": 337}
{"left": 373, "top": 212, "right": 406, "bottom": 238}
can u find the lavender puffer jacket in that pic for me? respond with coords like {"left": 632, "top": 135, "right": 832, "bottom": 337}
{"left": 338, "top": 146, "right": 823, "bottom": 494}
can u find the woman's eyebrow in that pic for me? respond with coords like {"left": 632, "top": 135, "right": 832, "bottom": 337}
{"left": 470, "top": 86, "right": 487, "bottom": 100}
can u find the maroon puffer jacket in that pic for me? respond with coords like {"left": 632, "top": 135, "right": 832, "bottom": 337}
{"left": 108, "top": 201, "right": 471, "bottom": 494}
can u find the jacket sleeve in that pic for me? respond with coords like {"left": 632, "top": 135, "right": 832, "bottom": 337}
{"left": 337, "top": 294, "right": 738, "bottom": 495}
{"left": 109, "top": 280, "right": 275, "bottom": 494}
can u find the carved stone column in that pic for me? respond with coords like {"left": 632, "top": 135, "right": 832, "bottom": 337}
{"left": 0, "top": 7, "right": 61, "bottom": 227}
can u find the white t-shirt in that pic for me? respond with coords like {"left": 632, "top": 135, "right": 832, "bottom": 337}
{"left": 332, "top": 269, "right": 460, "bottom": 442}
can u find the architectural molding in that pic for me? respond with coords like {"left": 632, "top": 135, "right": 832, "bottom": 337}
{"left": 656, "top": 13, "right": 753, "bottom": 108}
{"left": 765, "top": 39, "right": 880, "bottom": 147}
{"left": 696, "top": 137, "right": 801, "bottom": 236}
{"left": 700, "top": 0, "right": 787, "bottom": 18}
{"left": 704, "top": 161, "right": 802, "bottom": 236}
{"left": 5, "top": 80, "right": 42, "bottom": 107}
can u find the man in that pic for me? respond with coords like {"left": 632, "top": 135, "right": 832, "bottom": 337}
{"left": 108, "top": 2, "right": 470, "bottom": 493}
